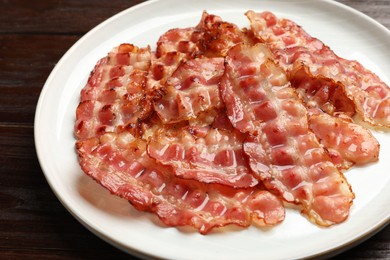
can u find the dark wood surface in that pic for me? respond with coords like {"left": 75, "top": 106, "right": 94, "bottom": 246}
{"left": 0, "top": 0, "right": 389, "bottom": 259}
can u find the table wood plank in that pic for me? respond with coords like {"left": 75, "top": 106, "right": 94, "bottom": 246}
{"left": 0, "top": 0, "right": 142, "bottom": 34}
{"left": 0, "top": 35, "right": 80, "bottom": 125}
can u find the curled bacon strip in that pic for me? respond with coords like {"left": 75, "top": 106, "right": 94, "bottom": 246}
{"left": 77, "top": 131, "right": 284, "bottom": 234}
{"left": 147, "top": 123, "right": 258, "bottom": 188}
{"left": 153, "top": 57, "right": 225, "bottom": 123}
{"left": 146, "top": 25, "right": 204, "bottom": 99}
{"left": 308, "top": 109, "right": 380, "bottom": 170}
{"left": 289, "top": 65, "right": 356, "bottom": 117}
{"left": 75, "top": 44, "right": 152, "bottom": 140}
{"left": 246, "top": 10, "right": 390, "bottom": 127}
{"left": 198, "top": 11, "right": 256, "bottom": 57}
{"left": 220, "top": 43, "right": 354, "bottom": 226}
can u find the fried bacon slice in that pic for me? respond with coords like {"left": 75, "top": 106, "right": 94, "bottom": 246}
{"left": 75, "top": 44, "right": 152, "bottom": 140}
{"left": 246, "top": 10, "right": 390, "bottom": 127}
{"left": 289, "top": 65, "right": 356, "bottom": 117}
{"left": 147, "top": 122, "right": 258, "bottom": 188}
{"left": 308, "top": 109, "right": 379, "bottom": 170}
{"left": 76, "top": 131, "right": 284, "bottom": 234}
{"left": 153, "top": 57, "right": 225, "bottom": 123}
{"left": 220, "top": 43, "right": 354, "bottom": 226}
{"left": 198, "top": 11, "right": 256, "bottom": 57}
{"left": 146, "top": 25, "right": 204, "bottom": 99}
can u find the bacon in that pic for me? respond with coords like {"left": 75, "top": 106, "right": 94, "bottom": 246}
{"left": 288, "top": 65, "right": 356, "bottom": 117}
{"left": 220, "top": 43, "right": 354, "bottom": 226}
{"left": 246, "top": 10, "right": 390, "bottom": 127}
{"left": 75, "top": 44, "right": 152, "bottom": 140}
{"left": 76, "top": 131, "right": 284, "bottom": 234}
{"left": 197, "top": 11, "right": 256, "bottom": 57}
{"left": 146, "top": 26, "right": 204, "bottom": 98}
{"left": 153, "top": 57, "right": 224, "bottom": 123}
{"left": 308, "top": 109, "right": 380, "bottom": 170}
{"left": 219, "top": 43, "right": 279, "bottom": 134}
{"left": 147, "top": 123, "right": 258, "bottom": 188}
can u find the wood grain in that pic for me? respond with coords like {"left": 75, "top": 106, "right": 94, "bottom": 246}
{"left": 0, "top": 0, "right": 388, "bottom": 259}
{"left": 0, "top": 0, "right": 144, "bottom": 34}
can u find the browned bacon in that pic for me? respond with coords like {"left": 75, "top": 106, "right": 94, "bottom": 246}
{"left": 75, "top": 44, "right": 152, "bottom": 140}
{"left": 198, "top": 11, "right": 256, "bottom": 57}
{"left": 147, "top": 123, "right": 258, "bottom": 188}
{"left": 76, "top": 131, "right": 284, "bottom": 234}
{"left": 288, "top": 65, "right": 356, "bottom": 117}
{"left": 308, "top": 109, "right": 380, "bottom": 170}
{"left": 153, "top": 57, "right": 225, "bottom": 123}
{"left": 246, "top": 10, "right": 390, "bottom": 127}
{"left": 220, "top": 43, "right": 354, "bottom": 226}
{"left": 146, "top": 25, "right": 204, "bottom": 98}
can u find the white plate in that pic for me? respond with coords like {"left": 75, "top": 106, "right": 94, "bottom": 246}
{"left": 34, "top": 0, "right": 390, "bottom": 259}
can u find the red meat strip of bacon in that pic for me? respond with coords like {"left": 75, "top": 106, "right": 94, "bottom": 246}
{"left": 308, "top": 109, "right": 379, "bottom": 170}
{"left": 220, "top": 43, "right": 354, "bottom": 226}
{"left": 75, "top": 44, "right": 152, "bottom": 140}
{"left": 146, "top": 24, "right": 204, "bottom": 99}
{"left": 147, "top": 122, "right": 258, "bottom": 188}
{"left": 288, "top": 65, "right": 356, "bottom": 117}
{"left": 76, "top": 130, "right": 284, "bottom": 234}
{"left": 243, "top": 13, "right": 380, "bottom": 169}
{"left": 246, "top": 10, "right": 390, "bottom": 127}
{"left": 153, "top": 57, "right": 224, "bottom": 123}
{"left": 198, "top": 11, "right": 256, "bottom": 57}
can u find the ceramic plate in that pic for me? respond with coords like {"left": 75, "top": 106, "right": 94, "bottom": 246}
{"left": 35, "top": 0, "right": 390, "bottom": 259}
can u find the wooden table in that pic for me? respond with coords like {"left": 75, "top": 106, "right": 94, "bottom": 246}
{"left": 0, "top": 0, "right": 389, "bottom": 259}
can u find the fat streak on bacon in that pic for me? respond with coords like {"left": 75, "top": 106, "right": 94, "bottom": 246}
{"left": 246, "top": 10, "right": 390, "bottom": 128}
{"left": 220, "top": 43, "right": 354, "bottom": 225}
